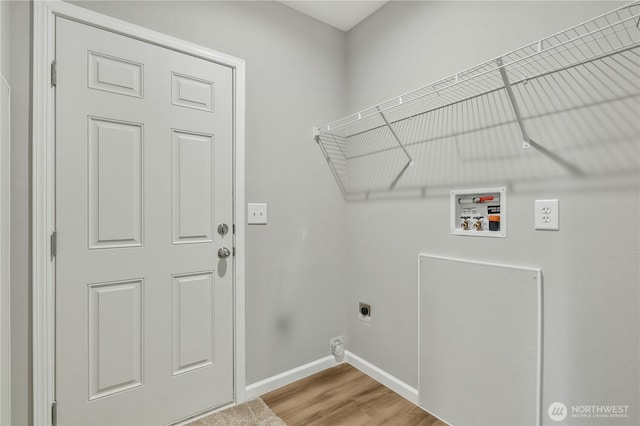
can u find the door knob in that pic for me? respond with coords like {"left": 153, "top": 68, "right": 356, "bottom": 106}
{"left": 218, "top": 247, "right": 231, "bottom": 259}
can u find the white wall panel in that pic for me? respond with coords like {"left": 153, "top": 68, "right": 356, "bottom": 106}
{"left": 419, "top": 255, "right": 541, "bottom": 426}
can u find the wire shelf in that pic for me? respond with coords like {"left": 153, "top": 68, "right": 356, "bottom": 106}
{"left": 314, "top": 2, "right": 640, "bottom": 200}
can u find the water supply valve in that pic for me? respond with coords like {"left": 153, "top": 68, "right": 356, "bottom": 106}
{"left": 460, "top": 216, "right": 471, "bottom": 230}
{"left": 472, "top": 216, "right": 486, "bottom": 231}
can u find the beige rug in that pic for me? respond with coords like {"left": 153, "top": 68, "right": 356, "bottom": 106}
{"left": 186, "top": 398, "right": 286, "bottom": 426}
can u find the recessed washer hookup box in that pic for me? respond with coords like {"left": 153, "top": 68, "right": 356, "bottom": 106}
{"left": 450, "top": 187, "right": 506, "bottom": 238}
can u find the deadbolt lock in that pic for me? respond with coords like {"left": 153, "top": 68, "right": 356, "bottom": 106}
{"left": 217, "top": 223, "right": 229, "bottom": 236}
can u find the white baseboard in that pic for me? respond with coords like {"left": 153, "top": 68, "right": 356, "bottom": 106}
{"left": 182, "top": 352, "right": 421, "bottom": 425}
{"left": 345, "top": 351, "right": 418, "bottom": 405}
{"left": 245, "top": 355, "right": 339, "bottom": 400}
{"left": 244, "top": 351, "right": 418, "bottom": 407}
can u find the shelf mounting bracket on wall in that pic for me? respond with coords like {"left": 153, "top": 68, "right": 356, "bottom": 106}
{"left": 497, "top": 57, "right": 532, "bottom": 150}
{"left": 376, "top": 106, "right": 414, "bottom": 189}
{"left": 497, "top": 57, "right": 583, "bottom": 176}
{"left": 313, "top": 128, "right": 348, "bottom": 198}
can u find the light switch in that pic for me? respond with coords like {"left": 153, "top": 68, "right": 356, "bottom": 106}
{"left": 248, "top": 203, "right": 267, "bottom": 225}
{"left": 535, "top": 199, "right": 559, "bottom": 230}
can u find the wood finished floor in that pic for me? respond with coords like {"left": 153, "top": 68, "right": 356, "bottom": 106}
{"left": 262, "top": 364, "right": 447, "bottom": 426}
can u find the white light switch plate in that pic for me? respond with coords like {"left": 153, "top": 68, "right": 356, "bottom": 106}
{"left": 535, "top": 199, "right": 559, "bottom": 230}
{"left": 248, "top": 203, "right": 267, "bottom": 225}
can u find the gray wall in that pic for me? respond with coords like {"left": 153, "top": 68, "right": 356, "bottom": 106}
{"left": 1, "top": 1, "right": 12, "bottom": 424}
{"left": 1, "top": 0, "right": 9, "bottom": 78}
{"left": 345, "top": 2, "right": 639, "bottom": 425}
{"left": 9, "top": 1, "right": 348, "bottom": 423}
{"left": 8, "top": 1, "right": 31, "bottom": 425}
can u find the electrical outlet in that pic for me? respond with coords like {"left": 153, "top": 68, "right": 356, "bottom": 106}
{"left": 535, "top": 199, "right": 559, "bottom": 230}
{"left": 247, "top": 203, "right": 267, "bottom": 225}
{"left": 329, "top": 335, "right": 344, "bottom": 357}
{"left": 358, "top": 302, "right": 371, "bottom": 324}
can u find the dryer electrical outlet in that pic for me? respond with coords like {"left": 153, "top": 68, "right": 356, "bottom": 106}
{"left": 358, "top": 302, "right": 371, "bottom": 325}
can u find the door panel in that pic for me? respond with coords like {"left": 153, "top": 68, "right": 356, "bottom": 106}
{"left": 172, "top": 130, "right": 215, "bottom": 244}
{"left": 171, "top": 73, "right": 215, "bottom": 112}
{"left": 172, "top": 272, "right": 215, "bottom": 375}
{"left": 56, "top": 17, "right": 234, "bottom": 425}
{"left": 88, "top": 279, "right": 143, "bottom": 400}
{"left": 88, "top": 52, "right": 144, "bottom": 98}
{"left": 88, "top": 117, "right": 143, "bottom": 249}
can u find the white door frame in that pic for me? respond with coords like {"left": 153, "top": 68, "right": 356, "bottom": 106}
{"left": 32, "top": 2, "right": 246, "bottom": 424}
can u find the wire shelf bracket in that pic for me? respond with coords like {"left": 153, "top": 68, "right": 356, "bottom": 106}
{"left": 497, "top": 57, "right": 584, "bottom": 175}
{"left": 497, "top": 57, "right": 533, "bottom": 150}
{"left": 376, "top": 106, "right": 414, "bottom": 189}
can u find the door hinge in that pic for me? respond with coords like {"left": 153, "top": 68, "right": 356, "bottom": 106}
{"left": 50, "top": 231, "right": 57, "bottom": 258}
{"left": 232, "top": 247, "right": 236, "bottom": 257}
{"left": 51, "top": 401, "right": 57, "bottom": 426}
{"left": 232, "top": 224, "right": 236, "bottom": 235}
{"left": 51, "top": 61, "right": 57, "bottom": 87}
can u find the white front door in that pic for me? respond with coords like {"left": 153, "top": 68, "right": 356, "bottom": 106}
{"left": 55, "top": 17, "right": 234, "bottom": 425}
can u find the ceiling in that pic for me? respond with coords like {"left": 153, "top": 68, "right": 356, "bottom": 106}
{"left": 278, "top": 1, "right": 389, "bottom": 32}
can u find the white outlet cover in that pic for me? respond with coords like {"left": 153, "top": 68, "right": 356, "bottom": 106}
{"left": 248, "top": 203, "right": 267, "bottom": 225}
{"left": 329, "top": 335, "right": 344, "bottom": 356}
{"left": 535, "top": 199, "right": 559, "bottom": 230}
